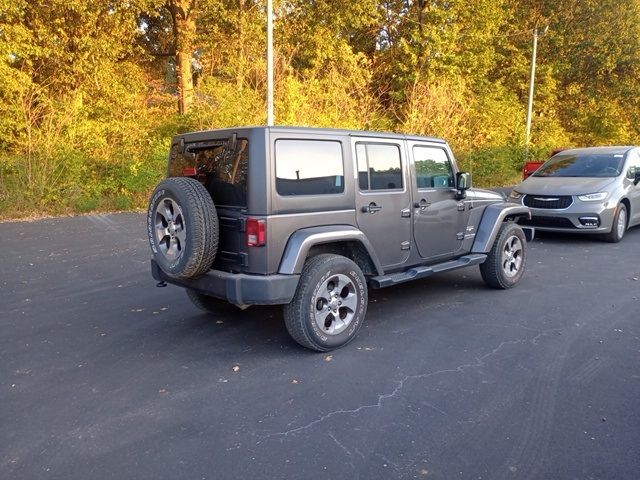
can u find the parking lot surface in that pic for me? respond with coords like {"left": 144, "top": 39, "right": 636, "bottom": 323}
{"left": 2, "top": 213, "right": 639, "bottom": 480}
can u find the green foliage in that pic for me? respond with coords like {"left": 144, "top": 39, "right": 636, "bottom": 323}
{"left": 457, "top": 145, "right": 545, "bottom": 188}
{"left": 398, "top": 77, "right": 470, "bottom": 141}
{"left": 1, "top": 0, "right": 640, "bottom": 220}
{"left": 187, "top": 77, "right": 266, "bottom": 130}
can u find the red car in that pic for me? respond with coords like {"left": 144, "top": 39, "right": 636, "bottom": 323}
{"left": 522, "top": 148, "right": 566, "bottom": 179}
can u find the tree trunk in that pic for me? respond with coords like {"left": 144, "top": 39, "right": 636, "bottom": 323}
{"left": 169, "top": 0, "right": 198, "bottom": 114}
{"left": 237, "top": 0, "right": 246, "bottom": 89}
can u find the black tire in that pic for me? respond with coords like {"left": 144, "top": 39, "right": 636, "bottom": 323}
{"left": 284, "top": 254, "right": 368, "bottom": 352}
{"left": 602, "top": 203, "right": 627, "bottom": 243}
{"left": 147, "top": 177, "right": 218, "bottom": 279}
{"left": 186, "top": 289, "right": 237, "bottom": 314}
{"left": 480, "top": 222, "right": 527, "bottom": 289}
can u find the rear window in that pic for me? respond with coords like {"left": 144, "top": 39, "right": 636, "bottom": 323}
{"left": 356, "top": 142, "right": 403, "bottom": 190}
{"left": 275, "top": 139, "right": 344, "bottom": 196}
{"left": 169, "top": 138, "right": 249, "bottom": 207}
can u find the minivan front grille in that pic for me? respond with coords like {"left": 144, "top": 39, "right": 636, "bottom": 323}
{"left": 523, "top": 194, "right": 573, "bottom": 209}
{"left": 519, "top": 216, "right": 576, "bottom": 229}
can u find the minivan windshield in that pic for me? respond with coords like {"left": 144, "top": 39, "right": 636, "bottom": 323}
{"left": 533, "top": 152, "right": 625, "bottom": 178}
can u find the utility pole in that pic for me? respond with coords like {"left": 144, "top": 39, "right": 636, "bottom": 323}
{"left": 267, "top": 0, "right": 274, "bottom": 126}
{"left": 526, "top": 25, "right": 549, "bottom": 147}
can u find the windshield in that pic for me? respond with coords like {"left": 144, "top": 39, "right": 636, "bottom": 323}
{"left": 533, "top": 152, "right": 625, "bottom": 178}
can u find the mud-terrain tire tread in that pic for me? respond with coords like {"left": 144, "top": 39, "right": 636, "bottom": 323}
{"left": 147, "top": 177, "right": 218, "bottom": 279}
{"left": 283, "top": 254, "right": 367, "bottom": 352}
{"left": 480, "top": 221, "right": 527, "bottom": 290}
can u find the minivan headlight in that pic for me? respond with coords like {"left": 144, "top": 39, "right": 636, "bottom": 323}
{"left": 509, "top": 190, "right": 523, "bottom": 199}
{"left": 578, "top": 192, "right": 608, "bottom": 202}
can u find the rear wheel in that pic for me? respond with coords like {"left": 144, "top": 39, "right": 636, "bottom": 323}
{"left": 147, "top": 177, "right": 218, "bottom": 279}
{"left": 186, "top": 289, "right": 237, "bottom": 315}
{"left": 480, "top": 222, "right": 527, "bottom": 289}
{"left": 603, "top": 203, "right": 627, "bottom": 243}
{"left": 284, "top": 254, "right": 367, "bottom": 352}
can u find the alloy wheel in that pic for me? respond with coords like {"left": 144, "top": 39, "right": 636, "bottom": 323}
{"left": 617, "top": 208, "right": 627, "bottom": 239}
{"left": 313, "top": 274, "right": 359, "bottom": 335}
{"left": 154, "top": 197, "right": 186, "bottom": 262}
{"left": 501, "top": 235, "right": 523, "bottom": 278}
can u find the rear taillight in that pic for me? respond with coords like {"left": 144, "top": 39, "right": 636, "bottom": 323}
{"left": 247, "top": 218, "right": 266, "bottom": 247}
{"left": 183, "top": 167, "right": 197, "bottom": 176}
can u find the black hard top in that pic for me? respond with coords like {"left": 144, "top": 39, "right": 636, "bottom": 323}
{"left": 176, "top": 125, "right": 447, "bottom": 144}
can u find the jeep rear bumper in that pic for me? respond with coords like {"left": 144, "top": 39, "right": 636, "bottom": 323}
{"left": 151, "top": 260, "right": 299, "bottom": 305}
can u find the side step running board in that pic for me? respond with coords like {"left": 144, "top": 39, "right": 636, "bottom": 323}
{"left": 369, "top": 254, "right": 487, "bottom": 289}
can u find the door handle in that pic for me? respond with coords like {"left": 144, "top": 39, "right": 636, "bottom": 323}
{"left": 414, "top": 199, "right": 430, "bottom": 210}
{"left": 362, "top": 202, "right": 383, "bottom": 214}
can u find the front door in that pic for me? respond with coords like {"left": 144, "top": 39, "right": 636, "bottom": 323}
{"left": 410, "top": 143, "right": 466, "bottom": 261}
{"left": 625, "top": 149, "right": 640, "bottom": 224}
{"left": 353, "top": 139, "right": 412, "bottom": 269}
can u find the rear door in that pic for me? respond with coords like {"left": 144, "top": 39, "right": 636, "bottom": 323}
{"left": 410, "top": 142, "right": 467, "bottom": 261}
{"left": 352, "top": 138, "right": 411, "bottom": 269}
{"left": 176, "top": 138, "right": 250, "bottom": 271}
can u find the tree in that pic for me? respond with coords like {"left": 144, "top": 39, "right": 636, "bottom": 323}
{"left": 167, "top": 0, "right": 199, "bottom": 114}
{"left": 2, "top": 0, "right": 640, "bottom": 219}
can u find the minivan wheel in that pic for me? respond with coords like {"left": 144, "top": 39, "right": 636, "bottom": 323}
{"left": 480, "top": 222, "right": 527, "bottom": 289}
{"left": 147, "top": 177, "right": 219, "bottom": 279}
{"left": 603, "top": 203, "right": 627, "bottom": 243}
{"left": 284, "top": 254, "right": 367, "bottom": 352}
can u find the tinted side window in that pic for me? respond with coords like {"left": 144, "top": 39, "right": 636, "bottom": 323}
{"left": 414, "top": 146, "right": 454, "bottom": 189}
{"left": 626, "top": 151, "right": 640, "bottom": 179}
{"left": 356, "top": 143, "right": 403, "bottom": 190}
{"left": 275, "top": 140, "right": 344, "bottom": 196}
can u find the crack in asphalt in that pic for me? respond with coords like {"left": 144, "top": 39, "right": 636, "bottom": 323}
{"left": 262, "top": 328, "right": 561, "bottom": 440}
{"left": 328, "top": 432, "right": 352, "bottom": 457}
{"left": 422, "top": 401, "right": 449, "bottom": 417}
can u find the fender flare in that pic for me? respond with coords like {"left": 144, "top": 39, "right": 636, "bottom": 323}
{"left": 278, "top": 225, "right": 384, "bottom": 275}
{"left": 471, "top": 203, "right": 531, "bottom": 253}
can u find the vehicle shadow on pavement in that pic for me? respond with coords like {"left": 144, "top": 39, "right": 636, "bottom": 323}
{"left": 532, "top": 227, "right": 640, "bottom": 245}
{"left": 130, "top": 225, "right": 640, "bottom": 358}
{"left": 138, "top": 271, "right": 489, "bottom": 359}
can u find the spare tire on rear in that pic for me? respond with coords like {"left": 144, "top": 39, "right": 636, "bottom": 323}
{"left": 147, "top": 177, "right": 218, "bottom": 279}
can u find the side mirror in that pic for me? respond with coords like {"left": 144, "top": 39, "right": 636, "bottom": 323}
{"left": 634, "top": 170, "right": 640, "bottom": 185}
{"left": 455, "top": 172, "right": 471, "bottom": 199}
{"left": 456, "top": 172, "right": 471, "bottom": 190}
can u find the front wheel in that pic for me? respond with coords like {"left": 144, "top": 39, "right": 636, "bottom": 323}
{"left": 480, "top": 222, "right": 527, "bottom": 289}
{"left": 284, "top": 254, "right": 368, "bottom": 352}
{"left": 602, "top": 203, "right": 627, "bottom": 243}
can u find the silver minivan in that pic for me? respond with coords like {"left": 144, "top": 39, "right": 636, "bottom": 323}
{"left": 509, "top": 146, "right": 640, "bottom": 242}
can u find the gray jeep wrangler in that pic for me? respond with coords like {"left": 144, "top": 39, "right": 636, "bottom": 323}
{"left": 148, "top": 126, "right": 533, "bottom": 351}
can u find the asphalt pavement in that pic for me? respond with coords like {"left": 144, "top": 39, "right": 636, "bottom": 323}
{"left": 1, "top": 213, "right": 640, "bottom": 480}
